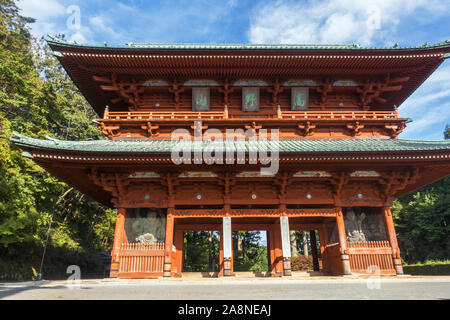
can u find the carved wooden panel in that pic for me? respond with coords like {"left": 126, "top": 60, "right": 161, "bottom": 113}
{"left": 285, "top": 182, "right": 334, "bottom": 204}
{"left": 174, "top": 183, "right": 223, "bottom": 204}
{"left": 229, "top": 182, "right": 278, "bottom": 203}
{"left": 340, "top": 182, "right": 382, "bottom": 206}
{"left": 122, "top": 183, "right": 167, "bottom": 207}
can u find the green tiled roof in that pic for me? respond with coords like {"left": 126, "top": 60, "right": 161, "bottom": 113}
{"left": 11, "top": 133, "right": 450, "bottom": 154}
{"left": 46, "top": 35, "right": 450, "bottom": 52}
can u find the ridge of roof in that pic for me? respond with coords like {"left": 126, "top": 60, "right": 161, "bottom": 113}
{"left": 45, "top": 35, "right": 450, "bottom": 52}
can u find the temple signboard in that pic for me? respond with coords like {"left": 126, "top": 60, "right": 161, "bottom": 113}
{"left": 291, "top": 87, "right": 309, "bottom": 110}
{"left": 242, "top": 87, "right": 259, "bottom": 112}
{"left": 192, "top": 87, "right": 210, "bottom": 111}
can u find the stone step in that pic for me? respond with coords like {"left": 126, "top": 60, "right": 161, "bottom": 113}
{"left": 182, "top": 272, "right": 219, "bottom": 278}
{"left": 233, "top": 271, "right": 271, "bottom": 278}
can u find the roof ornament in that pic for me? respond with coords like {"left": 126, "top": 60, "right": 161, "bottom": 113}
{"left": 104, "top": 41, "right": 108, "bottom": 47}
{"left": 45, "top": 135, "right": 60, "bottom": 145}
{"left": 392, "top": 43, "right": 399, "bottom": 48}
{"left": 353, "top": 43, "right": 361, "bottom": 48}
{"left": 11, "top": 131, "right": 23, "bottom": 140}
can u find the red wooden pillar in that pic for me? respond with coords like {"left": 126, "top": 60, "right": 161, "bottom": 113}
{"left": 164, "top": 208, "right": 175, "bottom": 277}
{"left": 382, "top": 206, "right": 404, "bottom": 275}
{"left": 272, "top": 220, "right": 284, "bottom": 276}
{"left": 318, "top": 226, "right": 329, "bottom": 273}
{"left": 336, "top": 207, "right": 352, "bottom": 275}
{"left": 110, "top": 207, "right": 126, "bottom": 278}
{"left": 219, "top": 230, "right": 224, "bottom": 277}
{"left": 174, "top": 228, "right": 184, "bottom": 277}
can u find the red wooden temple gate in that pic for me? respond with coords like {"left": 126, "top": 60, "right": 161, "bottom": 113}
{"left": 12, "top": 37, "right": 450, "bottom": 278}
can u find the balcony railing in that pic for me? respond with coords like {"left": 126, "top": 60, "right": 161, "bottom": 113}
{"left": 103, "top": 109, "right": 400, "bottom": 121}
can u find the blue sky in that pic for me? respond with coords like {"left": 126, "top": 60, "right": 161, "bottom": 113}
{"left": 17, "top": 0, "right": 450, "bottom": 140}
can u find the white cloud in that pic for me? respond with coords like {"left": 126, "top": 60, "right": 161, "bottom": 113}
{"left": 399, "top": 64, "right": 450, "bottom": 140}
{"left": 248, "top": 0, "right": 450, "bottom": 140}
{"left": 18, "top": 0, "right": 66, "bottom": 19}
{"left": 89, "top": 15, "right": 122, "bottom": 40}
{"left": 247, "top": 0, "right": 449, "bottom": 45}
{"left": 18, "top": 0, "right": 66, "bottom": 38}
{"left": 17, "top": 0, "right": 93, "bottom": 43}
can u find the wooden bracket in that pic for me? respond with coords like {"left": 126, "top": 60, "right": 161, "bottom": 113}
{"left": 316, "top": 79, "right": 333, "bottom": 110}
{"left": 267, "top": 79, "right": 285, "bottom": 107}
{"left": 274, "top": 171, "right": 293, "bottom": 201}
{"left": 168, "top": 79, "right": 186, "bottom": 109}
{"left": 357, "top": 74, "right": 405, "bottom": 109}
{"left": 384, "top": 122, "right": 406, "bottom": 138}
{"left": 244, "top": 122, "right": 262, "bottom": 130}
{"left": 298, "top": 121, "right": 316, "bottom": 136}
{"left": 329, "top": 172, "right": 350, "bottom": 204}
{"left": 99, "top": 122, "right": 121, "bottom": 139}
{"left": 88, "top": 169, "right": 131, "bottom": 200}
{"left": 378, "top": 168, "right": 419, "bottom": 203}
{"left": 346, "top": 121, "right": 364, "bottom": 136}
{"left": 218, "top": 79, "right": 235, "bottom": 106}
{"left": 141, "top": 122, "right": 160, "bottom": 137}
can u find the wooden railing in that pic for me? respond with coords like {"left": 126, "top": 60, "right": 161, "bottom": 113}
{"left": 348, "top": 241, "right": 391, "bottom": 249}
{"left": 117, "top": 242, "right": 165, "bottom": 276}
{"left": 279, "top": 110, "right": 398, "bottom": 120}
{"left": 103, "top": 109, "right": 399, "bottom": 121}
{"left": 347, "top": 241, "right": 396, "bottom": 275}
{"left": 104, "top": 110, "right": 226, "bottom": 120}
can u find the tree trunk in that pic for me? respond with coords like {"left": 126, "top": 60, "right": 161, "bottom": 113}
{"left": 237, "top": 231, "right": 243, "bottom": 258}
{"left": 310, "top": 230, "right": 320, "bottom": 271}
{"left": 303, "top": 231, "right": 309, "bottom": 257}
{"left": 290, "top": 231, "right": 298, "bottom": 257}
{"left": 208, "top": 231, "right": 213, "bottom": 270}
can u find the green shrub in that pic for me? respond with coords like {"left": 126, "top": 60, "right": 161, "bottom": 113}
{"left": 0, "top": 242, "right": 107, "bottom": 281}
{"left": 403, "top": 260, "right": 450, "bottom": 275}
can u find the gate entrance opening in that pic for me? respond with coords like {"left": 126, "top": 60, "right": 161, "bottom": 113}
{"left": 182, "top": 231, "right": 220, "bottom": 273}
{"left": 232, "top": 230, "right": 269, "bottom": 274}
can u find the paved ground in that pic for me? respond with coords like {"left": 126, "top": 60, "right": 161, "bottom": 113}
{"left": 1, "top": 276, "right": 450, "bottom": 300}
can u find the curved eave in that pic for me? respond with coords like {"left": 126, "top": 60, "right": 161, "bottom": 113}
{"left": 11, "top": 134, "right": 450, "bottom": 207}
{"left": 46, "top": 37, "right": 450, "bottom": 116}
{"left": 11, "top": 134, "right": 450, "bottom": 161}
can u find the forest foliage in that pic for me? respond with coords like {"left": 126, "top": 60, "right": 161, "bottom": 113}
{"left": 0, "top": 0, "right": 448, "bottom": 279}
{"left": 0, "top": 0, "right": 114, "bottom": 280}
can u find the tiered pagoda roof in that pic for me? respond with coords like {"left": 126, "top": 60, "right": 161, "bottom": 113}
{"left": 10, "top": 38, "right": 450, "bottom": 207}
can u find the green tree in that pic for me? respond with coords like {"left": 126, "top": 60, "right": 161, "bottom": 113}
{"left": 183, "top": 231, "right": 220, "bottom": 272}
{"left": 233, "top": 231, "right": 268, "bottom": 272}
{"left": 393, "top": 176, "right": 450, "bottom": 264}
{"left": 0, "top": 0, "right": 113, "bottom": 280}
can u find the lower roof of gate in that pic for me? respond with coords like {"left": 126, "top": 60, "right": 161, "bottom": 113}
{"left": 11, "top": 133, "right": 450, "bottom": 154}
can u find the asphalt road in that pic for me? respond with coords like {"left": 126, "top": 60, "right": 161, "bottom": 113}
{"left": 1, "top": 277, "right": 449, "bottom": 300}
